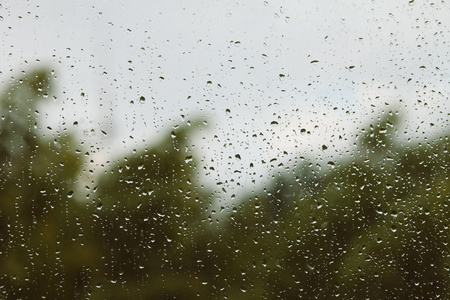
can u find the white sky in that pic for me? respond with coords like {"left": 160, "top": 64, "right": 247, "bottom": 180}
{"left": 1, "top": 0, "right": 449, "bottom": 199}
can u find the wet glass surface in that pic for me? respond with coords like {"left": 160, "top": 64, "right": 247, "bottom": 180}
{"left": 0, "top": 1, "right": 449, "bottom": 298}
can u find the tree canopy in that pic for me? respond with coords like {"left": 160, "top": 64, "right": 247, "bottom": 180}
{"left": 0, "top": 67, "right": 448, "bottom": 299}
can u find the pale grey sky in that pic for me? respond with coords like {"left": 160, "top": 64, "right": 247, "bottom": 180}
{"left": 1, "top": 0, "right": 449, "bottom": 198}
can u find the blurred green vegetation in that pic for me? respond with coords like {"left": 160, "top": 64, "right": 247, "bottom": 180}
{"left": 0, "top": 67, "right": 448, "bottom": 299}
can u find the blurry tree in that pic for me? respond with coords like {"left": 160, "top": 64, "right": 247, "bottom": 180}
{"left": 218, "top": 109, "right": 449, "bottom": 299}
{"left": 0, "top": 67, "right": 448, "bottom": 299}
{"left": 0, "top": 67, "right": 89, "bottom": 299}
{"left": 90, "top": 120, "right": 213, "bottom": 299}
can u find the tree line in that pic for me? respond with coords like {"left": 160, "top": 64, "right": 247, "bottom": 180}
{"left": 0, "top": 67, "right": 448, "bottom": 299}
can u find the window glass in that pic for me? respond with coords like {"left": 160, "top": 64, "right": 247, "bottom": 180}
{"left": 1, "top": 1, "right": 449, "bottom": 298}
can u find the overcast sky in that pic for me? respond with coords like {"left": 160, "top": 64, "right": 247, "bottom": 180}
{"left": 1, "top": 0, "right": 449, "bottom": 199}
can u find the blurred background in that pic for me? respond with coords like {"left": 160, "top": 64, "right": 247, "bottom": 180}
{"left": 0, "top": 0, "right": 449, "bottom": 299}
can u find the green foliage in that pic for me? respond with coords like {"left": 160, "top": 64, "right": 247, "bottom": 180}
{"left": 0, "top": 67, "right": 449, "bottom": 299}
